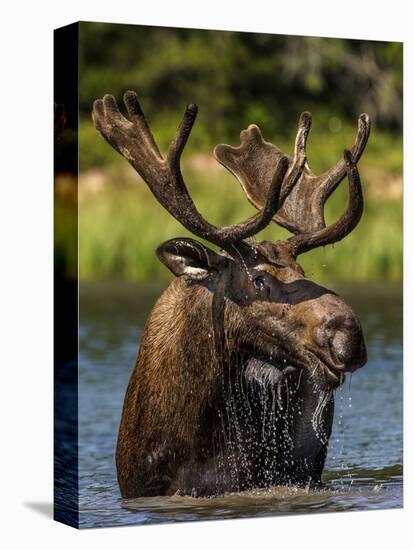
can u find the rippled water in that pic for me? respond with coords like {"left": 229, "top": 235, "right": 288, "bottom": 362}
{"left": 77, "top": 282, "right": 402, "bottom": 528}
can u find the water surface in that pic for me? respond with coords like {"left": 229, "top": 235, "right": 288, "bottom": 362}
{"left": 78, "top": 282, "right": 402, "bottom": 528}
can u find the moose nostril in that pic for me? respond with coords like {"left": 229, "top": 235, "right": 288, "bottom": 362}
{"left": 329, "top": 329, "right": 351, "bottom": 364}
{"left": 327, "top": 324, "right": 367, "bottom": 370}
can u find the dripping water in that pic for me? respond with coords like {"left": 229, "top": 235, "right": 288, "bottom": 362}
{"left": 331, "top": 373, "right": 354, "bottom": 490}
{"left": 230, "top": 244, "right": 253, "bottom": 283}
{"left": 311, "top": 389, "right": 333, "bottom": 445}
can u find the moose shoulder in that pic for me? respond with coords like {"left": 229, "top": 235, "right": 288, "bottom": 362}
{"left": 92, "top": 92, "right": 369, "bottom": 498}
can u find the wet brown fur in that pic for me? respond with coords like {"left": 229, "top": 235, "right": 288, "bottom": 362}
{"left": 116, "top": 278, "right": 224, "bottom": 497}
{"left": 91, "top": 92, "right": 370, "bottom": 498}
{"left": 116, "top": 242, "right": 366, "bottom": 498}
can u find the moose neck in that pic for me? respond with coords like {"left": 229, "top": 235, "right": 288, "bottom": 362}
{"left": 134, "top": 277, "right": 226, "bottom": 444}
{"left": 118, "top": 276, "right": 335, "bottom": 496}
{"left": 116, "top": 276, "right": 227, "bottom": 497}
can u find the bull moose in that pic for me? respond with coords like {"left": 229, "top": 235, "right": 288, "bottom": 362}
{"left": 92, "top": 91, "right": 369, "bottom": 498}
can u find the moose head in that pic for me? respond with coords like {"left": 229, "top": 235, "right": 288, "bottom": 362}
{"left": 92, "top": 92, "right": 369, "bottom": 498}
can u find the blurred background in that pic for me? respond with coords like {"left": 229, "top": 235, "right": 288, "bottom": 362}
{"left": 56, "top": 22, "right": 403, "bottom": 284}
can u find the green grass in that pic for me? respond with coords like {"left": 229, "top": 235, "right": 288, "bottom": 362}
{"left": 75, "top": 163, "right": 402, "bottom": 284}
{"left": 64, "top": 118, "right": 403, "bottom": 284}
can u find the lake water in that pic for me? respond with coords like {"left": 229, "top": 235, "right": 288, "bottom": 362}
{"left": 77, "top": 282, "right": 403, "bottom": 528}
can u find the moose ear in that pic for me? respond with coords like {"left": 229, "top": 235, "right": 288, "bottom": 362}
{"left": 156, "top": 238, "right": 225, "bottom": 280}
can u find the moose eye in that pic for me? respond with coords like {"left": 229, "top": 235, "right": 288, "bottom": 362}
{"left": 253, "top": 275, "right": 266, "bottom": 291}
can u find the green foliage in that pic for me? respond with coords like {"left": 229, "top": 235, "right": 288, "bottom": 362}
{"left": 80, "top": 114, "right": 403, "bottom": 174}
{"left": 72, "top": 22, "right": 402, "bottom": 284}
{"left": 78, "top": 23, "right": 402, "bottom": 171}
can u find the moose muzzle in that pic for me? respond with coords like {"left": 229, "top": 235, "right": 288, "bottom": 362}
{"left": 312, "top": 303, "right": 367, "bottom": 375}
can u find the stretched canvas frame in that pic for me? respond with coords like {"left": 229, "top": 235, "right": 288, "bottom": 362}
{"left": 54, "top": 22, "right": 403, "bottom": 528}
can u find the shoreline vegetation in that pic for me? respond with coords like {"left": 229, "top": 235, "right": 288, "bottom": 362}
{"left": 55, "top": 120, "right": 402, "bottom": 284}
{"left": 54, "top": 28, "right": 402, "bottom": 285}
{"left": 55, "top": 28, "right": 403, "bottom": 284}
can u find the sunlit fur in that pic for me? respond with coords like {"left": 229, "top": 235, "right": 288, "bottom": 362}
{"left": 91, "top": 92, "right": 370, "bottom": 499}
{"left": 116, "top": 240, "right": 367, "bottom": 498}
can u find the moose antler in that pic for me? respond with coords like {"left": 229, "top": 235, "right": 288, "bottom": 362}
{"left": 214, "top": 112, "right": 370, "bottom": 255}
{"left": 92, "top": 91, "right": 290, "bottom": 252}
